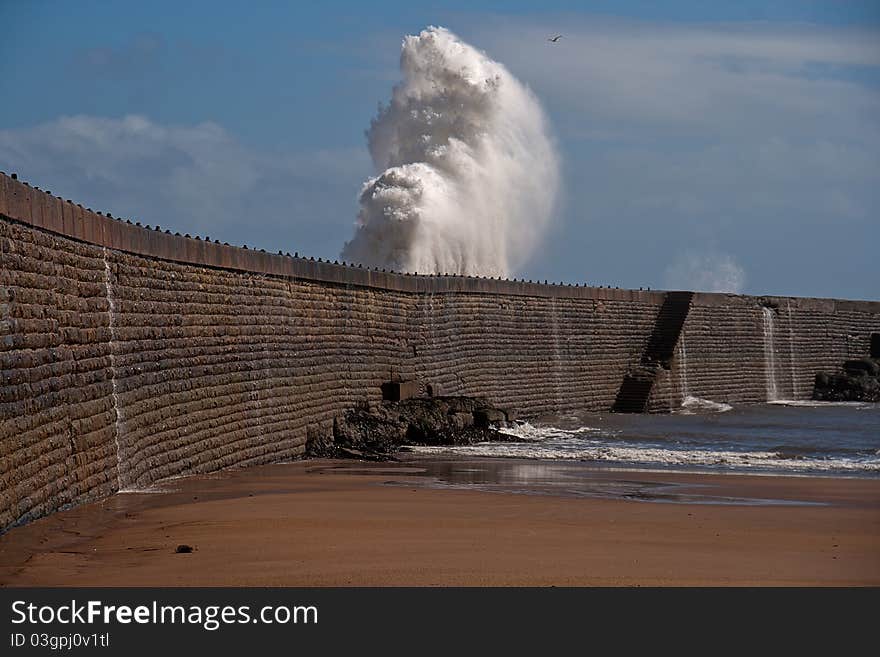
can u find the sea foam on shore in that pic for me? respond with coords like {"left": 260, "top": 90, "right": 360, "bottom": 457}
{"left": 411, "top": 403, "right": 880, "bottom": 476}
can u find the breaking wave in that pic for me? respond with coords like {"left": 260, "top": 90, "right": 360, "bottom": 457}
{"left": 412, "top": 410, "right": 880, "bottom": 475}
{"left": 341, "top": 26, "right": 560, "bottom": 276}
{"left": 412, "top": 442, "right": 880, "bottom": 474}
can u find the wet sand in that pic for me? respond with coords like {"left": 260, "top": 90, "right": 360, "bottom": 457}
{"left": 1, "top": 458, "right": 879, "bottom": 586}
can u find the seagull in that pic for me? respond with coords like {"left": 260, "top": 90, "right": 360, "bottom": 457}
{"left": 548, "top": 34, "right": 562, "bottom": 43}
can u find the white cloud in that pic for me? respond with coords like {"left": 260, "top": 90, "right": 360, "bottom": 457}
{"left": 460, "top": 17, "right": 880, "bottom": 296}
{"left": 0, "top": 115, "right": 370, "bottom": 255}
{"left": 471, "top": 19, "right": 880, "bottom": 137}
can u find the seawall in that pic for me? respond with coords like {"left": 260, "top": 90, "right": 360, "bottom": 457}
{"left": 1, "top": 172, "right": 878, "bottom": 530}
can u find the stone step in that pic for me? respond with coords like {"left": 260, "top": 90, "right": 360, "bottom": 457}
{"left": 613, "top": 291, "right": 694, "bottom": 412}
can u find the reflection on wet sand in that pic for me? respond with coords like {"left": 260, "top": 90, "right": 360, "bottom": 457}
{"left": 315, "top": 457, "right": 824, "bottom": 506}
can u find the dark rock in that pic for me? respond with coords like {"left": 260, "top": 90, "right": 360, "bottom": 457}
{"left": 305, "top": 425, "right": 336, "bottom": 457}
{"left": 813, "top": 339, "right": 880, "bottom": 402}
{"left": 813, "top": 361, "right": 880, "bottom": 402}
{"left": 843, "top": 359, "right": 879, "bottom": 376}
{"left": 380, "top": 380, "right": 420, "bottom": 402}
{"left": 473, "top": 408, "right": 506, "bottom": 428}
{"left": 306, "top": 396, "right": 520, "bottom": 460}
{"left": 449, "top": 411, "right": 474, "bottom": 429}
{"left": 175, "top": 544, "right": 194, "bottom": 554}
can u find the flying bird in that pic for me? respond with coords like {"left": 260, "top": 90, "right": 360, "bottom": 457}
{"left": 548, "top": 34, "right": 562, "bottom": 43}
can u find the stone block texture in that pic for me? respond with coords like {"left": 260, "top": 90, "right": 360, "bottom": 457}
{"left": 1, "top": 173, "right": 879, "bottom": 529}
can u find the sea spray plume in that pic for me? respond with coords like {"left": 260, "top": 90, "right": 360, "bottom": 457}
{"left": 664, "top": 251, "right": 746, "bottom": 293}
{"left": 341, "top": 26, "right": 560, "bottom": 276}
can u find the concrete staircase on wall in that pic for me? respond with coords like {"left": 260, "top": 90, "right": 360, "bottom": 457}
{"left": 612, "top": 291, "right": 695, "bottom": 413}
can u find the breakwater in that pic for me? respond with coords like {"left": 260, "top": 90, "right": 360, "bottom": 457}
{"left": 1, "top": 172, "right": 878, "bottom": 529}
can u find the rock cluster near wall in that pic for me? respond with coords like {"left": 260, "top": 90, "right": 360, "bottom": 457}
{"left": 813, "top": 346, "right": 880, "bottom": 402}
{"left": 1, "top": 172, "right": 879, "bottom": 530}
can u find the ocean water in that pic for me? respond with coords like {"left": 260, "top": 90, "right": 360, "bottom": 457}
{"left": 411, "top": 400, "right": 880, "bottom": 477}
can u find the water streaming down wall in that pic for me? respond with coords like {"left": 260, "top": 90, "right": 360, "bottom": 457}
{"left": 678, "top": 337, "right": 689, "bottom": 400}
{"left": 762, "top": 306, "right": 780, "bottom": 401}
{"left": 787, "top": 301, "right": 798, "bottom": 399}
{"left": 101, "top": 248, "right": 124, "bottom": 490}
{"left": 550, "top": 297, "right": 563, "bottom": 413}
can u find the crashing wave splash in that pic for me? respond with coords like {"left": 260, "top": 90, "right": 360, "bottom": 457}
{"left": 498, "top": 422, "right": 604, "bottom": 442}
{"left": 678, "top": 395, "right": 733, "bottom": 414}
{"left": 341, "top": 26, "right": 560, "bottom": 277}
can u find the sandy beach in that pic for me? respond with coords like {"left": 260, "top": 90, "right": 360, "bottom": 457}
{"left": 1, "top": 458, "right": 878, "bottom": 587}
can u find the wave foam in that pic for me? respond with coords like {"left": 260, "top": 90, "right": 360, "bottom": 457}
{"left": 679, "top": 395, "right": 733, "bottom": 414}
{"left": 498, "top": 421, "right": 605, "bottom": 442}
{"left": 767, "top": 400, "right": 877, "bottom": 409}
{"left": 411, "top": 443, "right": 880, "bottom": 474}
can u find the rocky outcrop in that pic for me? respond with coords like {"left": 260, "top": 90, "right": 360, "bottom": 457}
{"left": 813, "top": 358, "right": 880, "bottom": 402}
{"left": 306, "top": 396, "right": 517, "bottom": 460}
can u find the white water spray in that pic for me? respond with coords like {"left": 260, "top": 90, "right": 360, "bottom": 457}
{"left": 550, "top": 298, "right": 563, "bottom": 412}
{"left": 341, "top": 26, "right": 560, "bottom": 276}
{"left": 102, "top": 248, "right": 123, "bottom": 490}
{"left": 761, "top": 306, "right": 779, "bottom": 402}
{"left": 787, "top": 301, "right": 797, "bottom": 399}
{"left": 678, "top": 336, "right": 689, "bottom": 399}
{"left": 680, "top": 396, "right": 733, "bottom": 414}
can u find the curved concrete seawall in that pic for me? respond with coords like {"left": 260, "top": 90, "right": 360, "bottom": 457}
{"left": 1, "top": 171, "right": 878, "bottom": 530}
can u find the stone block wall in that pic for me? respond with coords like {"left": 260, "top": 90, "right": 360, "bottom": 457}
{"left": 0, "top": 220, "right": 118, "bottom": 529}
{"left": 666, "top": 294, "right": 880, "bottom": 406}
{"left": 1, "top": 172, "right": 879, "bottom": 530}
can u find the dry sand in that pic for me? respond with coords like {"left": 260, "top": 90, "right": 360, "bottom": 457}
{"left": 1, "top": 458, "right": 878, "bottom": 586}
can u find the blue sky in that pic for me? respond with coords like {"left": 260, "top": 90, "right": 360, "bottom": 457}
{"left": 2, "top": 1, "right": 878, "bottom": 299}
